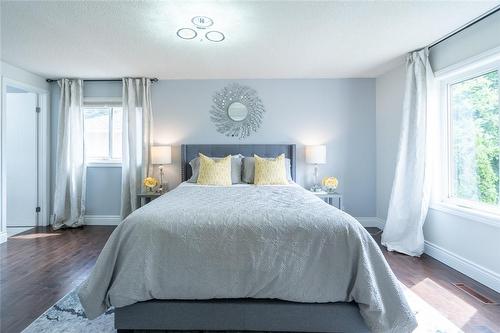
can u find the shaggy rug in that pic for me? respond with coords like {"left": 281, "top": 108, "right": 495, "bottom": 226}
{"left": 22, "top": 284, "right": 462, "bottom": 333}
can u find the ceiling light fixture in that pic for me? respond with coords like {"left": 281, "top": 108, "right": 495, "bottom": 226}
{"left": 177, "top": 28, "right": 197, "bottom": 40}
{"left": 205, "top": 31, "right": 225, "bottom": 42}
{"left": 177, "top": 16, "right": 225, "bottom": 43}
{"left": 191, "top": 16, "right": 213, "bottom": 29}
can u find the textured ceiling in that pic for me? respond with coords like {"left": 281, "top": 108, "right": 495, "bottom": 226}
{"left": 1, "top": 1, "right": 498, "bottom": 79}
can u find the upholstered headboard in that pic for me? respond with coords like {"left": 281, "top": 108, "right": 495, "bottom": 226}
{"left": 181, "top": 144, "right": 296, "bottom": 182}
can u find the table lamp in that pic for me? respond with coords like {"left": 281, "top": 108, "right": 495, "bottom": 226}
{"left": 305, "top": 145, "right": 326, "bottom": 192}
{"left": 151, "top": 145, "right": 172, "bottom": 193}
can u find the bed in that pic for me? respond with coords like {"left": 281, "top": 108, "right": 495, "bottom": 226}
{"left": 78, "top": 144, "right": 416, "bottom": 333}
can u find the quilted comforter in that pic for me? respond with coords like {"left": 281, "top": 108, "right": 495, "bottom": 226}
{"left": 78, "top": 183, "right": 416, "bottom": 332}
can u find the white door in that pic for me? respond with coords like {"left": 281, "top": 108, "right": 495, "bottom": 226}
{"left": 5, "top": 87, "right": 39, "bottom": 227}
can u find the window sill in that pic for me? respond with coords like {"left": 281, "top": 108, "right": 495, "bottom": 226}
{"left": 429, "top": 201, "right": 500, "bottom": 228}
{"left": 86, "top": 161, "right": 122, "bottom": 168}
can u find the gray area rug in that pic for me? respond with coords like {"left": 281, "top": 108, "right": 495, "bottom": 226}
{"left": 22, "top": 285, "right": 462, "bottom": 332}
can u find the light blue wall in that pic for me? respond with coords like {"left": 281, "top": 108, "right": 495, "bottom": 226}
{"left": 50, "top": 79, "right": 376, "bottom": 217}
{"left": 85, "top": 166, "right": 122, "bottom": 215}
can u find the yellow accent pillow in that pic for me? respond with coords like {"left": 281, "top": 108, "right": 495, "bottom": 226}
{"left": 254, "top": 154, "right": 289, "bottom": 185}
{"left": 197, "top": 153, "right": 232, "bottom": 186}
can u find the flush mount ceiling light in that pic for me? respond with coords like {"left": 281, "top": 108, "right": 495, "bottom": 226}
{"left": 177, "top": 16, "right": 225, "bottom": 43}
{"left": 191, "top": 16, "right": 213, "bottom": 29}
{"left": 177, "top": 28, "right": 197, "bottom": 40}
{"left": 205, "top": 31, "right": 225, "bottom": 42}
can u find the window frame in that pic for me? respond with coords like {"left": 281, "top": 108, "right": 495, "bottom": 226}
{"left": 83, "top": 105, "right": 123, "bottom": 166}
{"left": 435, "top": 59, "right": 500, "bottom": 223}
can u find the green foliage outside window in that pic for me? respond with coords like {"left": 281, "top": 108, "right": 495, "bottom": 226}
{"left": 451, "top": 70, "right": 499, "bottom": 205}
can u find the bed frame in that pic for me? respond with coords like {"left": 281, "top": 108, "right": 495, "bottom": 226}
{"left": 115, "top": 144, "right": 369, "bottom": 333}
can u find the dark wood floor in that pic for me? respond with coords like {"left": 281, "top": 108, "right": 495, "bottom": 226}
{"left": 367, "top": 229, "right": 500, "bottom": 333}
{"left": 1, "top": 226, "right": 499, "bottom": 333}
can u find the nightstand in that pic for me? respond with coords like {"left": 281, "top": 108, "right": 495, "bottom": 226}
{"left": 310, "top": 191, "right": 343, "bottom": 211}
{"left": 137, "top": 192, "right": 163, "bottom": 207}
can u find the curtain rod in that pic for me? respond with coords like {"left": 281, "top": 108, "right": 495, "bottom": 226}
{"left": 46, "top": 78, "right": 159, "bottom": 83}
{"left": 428, "top": 5, "right": 500, "bottom": 49}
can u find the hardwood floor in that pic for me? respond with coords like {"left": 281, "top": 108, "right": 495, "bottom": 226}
{"left": 1, "top": 226, "right": 499, "bottom": 333}
{"left": 367, "top": 228, "right": 500, "bottom": 333}
{"left": 0, "top": 226, "right": 113, "bottom": 333}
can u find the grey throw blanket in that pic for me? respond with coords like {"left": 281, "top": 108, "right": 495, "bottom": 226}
{"left": 79, "top": 183, "right": 417, "bottom": 332}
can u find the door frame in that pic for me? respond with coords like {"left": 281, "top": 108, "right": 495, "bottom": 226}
{"left": 1, "top": 77, "right": 50, "bottom": 230}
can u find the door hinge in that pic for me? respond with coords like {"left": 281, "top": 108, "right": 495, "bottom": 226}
{"left": 35, "top": 107, "right": 41, "bottom": 113}
{"left": 35, "top": 207, "right": 41, "bottom": 213}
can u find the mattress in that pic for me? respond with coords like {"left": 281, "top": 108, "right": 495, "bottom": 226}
{"left": 78, "top": 182, "right": 416, "bottom": 333}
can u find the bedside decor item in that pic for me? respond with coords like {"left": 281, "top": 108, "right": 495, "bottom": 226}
{"left": 151, "top": 145, "right": 172, "bottom": 193}
{"left": 143, "top": 177, "right": 158, "bottom": 192}
{"left": 322, "top": 176, "right": 339, "bottom": 193}
{"left": 210, "top": 83, "right": 265, "bottom": 139}
{"left": 305, "top": 145, "right": 327, "bottom": 192}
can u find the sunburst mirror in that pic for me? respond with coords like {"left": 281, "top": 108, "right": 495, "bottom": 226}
{"left": 210, "top": 83, "right": 265, "bottom": 139}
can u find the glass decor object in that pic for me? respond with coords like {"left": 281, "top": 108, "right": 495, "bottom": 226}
{"left": 305, "top": 145, "right": 327, "bottom": 192}
{"left": 210, "top": 83, "right": 265, "bottom": 139}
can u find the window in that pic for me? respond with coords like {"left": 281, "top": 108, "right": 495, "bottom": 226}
{"left": 444, "top": 66, "right": 500, "bottom": 214}
{"left": 84, "top": 107, "right": 122, "bottom": 162}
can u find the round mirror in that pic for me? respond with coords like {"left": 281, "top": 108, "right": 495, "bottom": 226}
{"left": 227, "top": 102, "right": 248, "bottom": 121}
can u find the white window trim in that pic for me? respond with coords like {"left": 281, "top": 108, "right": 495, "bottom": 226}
{"left": 430, "top": 201, "right": 500, "bottom": 228}
{"left": 83, "top": 105, "right": 123, "bottom": 166}
{"left": 433, "top": 57, "right": 500, "bottom": 227}
{"left": 86, "top": 161, "right": 122, "bottom": 168}
{"left": 83, "top": 96, "right": 121, "bottom": 107}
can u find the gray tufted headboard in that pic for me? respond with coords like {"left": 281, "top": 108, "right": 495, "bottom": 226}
{"left": 181, "top": 144, "right": 296, "bottom": 182}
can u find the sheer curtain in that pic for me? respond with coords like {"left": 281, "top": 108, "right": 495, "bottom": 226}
{"left": 120, "top": 78, "right": 153, "bottom": 219}
{"left": 52, "top": 79, "right": 86, "bottom": 229}
{"left": 381, "top": 49, "right": 433, "bottom": 256}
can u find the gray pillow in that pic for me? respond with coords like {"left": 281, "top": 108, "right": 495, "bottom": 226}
{"left": 188, "top": 154, "right": 243, "bottom": 184}
{"left": 242, "top": 156, "right": 292, "bottom": 184}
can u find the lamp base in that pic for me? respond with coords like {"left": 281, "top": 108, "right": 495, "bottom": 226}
{"left": 156, "top": 183, "right": 168, "bottom": 194}
{"left": 310, "top": 184, "right": 323, "bottom": 192}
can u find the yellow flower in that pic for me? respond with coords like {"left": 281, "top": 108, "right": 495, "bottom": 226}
{"left": 143, "top": 177, "right": 158, "bottom": 188}
{"left": 322, "top": 176, "right": 338, "bottom": 189}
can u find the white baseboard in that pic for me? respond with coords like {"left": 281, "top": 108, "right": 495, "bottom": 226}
{"left": 0, "top": 231, "right": 7, "bottom": 244}
{"left": 84, "top": 215, "right": 121, "bottom": 226}
{"left": 424, "top": 240, "right": 500, "bottom": 293}
{"left": 355, "top": 217, "right": 385, "bottom": 229}
{"left": 368, "top": 217, "right": 500, "bottom": 292}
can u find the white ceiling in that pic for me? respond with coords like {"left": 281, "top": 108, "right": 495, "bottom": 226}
{"left": 1, "top": 1, "right": 498, "bottom": 79}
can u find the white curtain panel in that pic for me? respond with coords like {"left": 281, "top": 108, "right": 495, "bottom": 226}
{"left": 121, "top": 78, "right": 153, "bottom": 219}
{"left": 382, "top": 49, "right": 433, "bottom": 256}
{"left": 52, "top": 79, "right": 86, "bottom": 230}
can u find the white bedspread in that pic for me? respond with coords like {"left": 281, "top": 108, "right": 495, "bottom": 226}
{"left": 78, "top": 183, "right": 416, "bottom": 332}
